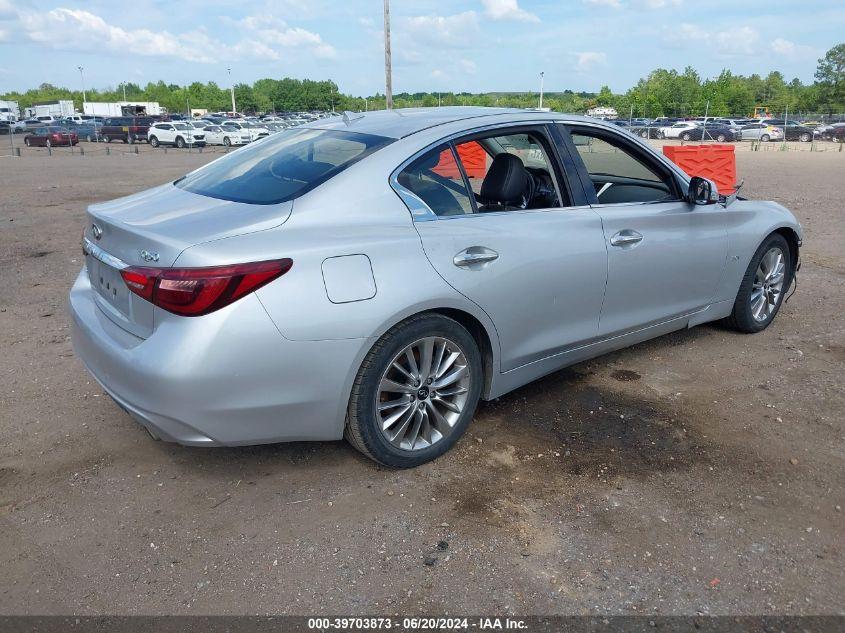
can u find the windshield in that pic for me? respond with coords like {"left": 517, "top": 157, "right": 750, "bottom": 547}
{"left": 175, "top": 128, "right": 394, "bottom": 205}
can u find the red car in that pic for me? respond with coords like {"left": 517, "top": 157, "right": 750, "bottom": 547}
{"left": 24, "top": 126, "right": 79, "bottom": 147}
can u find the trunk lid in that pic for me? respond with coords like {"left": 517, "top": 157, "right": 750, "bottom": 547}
{"left": 84, "top": 183, "right": 292, "bottom": 337}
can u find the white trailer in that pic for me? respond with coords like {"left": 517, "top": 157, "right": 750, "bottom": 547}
{"left": 0, "top": 99, "right": 20, "bottom": 122}
{"left": 24, "top": 100, "right": 75, "bottom": 119}
{"left": 83, "top": 101, "right": 163, "bottom": 117}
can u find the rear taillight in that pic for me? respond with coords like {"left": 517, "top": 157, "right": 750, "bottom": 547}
{"left": 120, "top": 259, "right": 292, "bottom": 316}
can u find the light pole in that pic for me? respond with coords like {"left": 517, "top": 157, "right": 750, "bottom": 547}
{"left": 77, "top": 66, "right": 87, "bottom": 112}
{"left": 120, "top": 82, "right": 126, "bottom": 102}
{"left": 227, "top": 67, "right": 237, "bottom": 115}
{"left": 538, "top": 71, "right": 545, "bottom": 110}
{"left": 383, "top": 0, "right": 393, "bottom": 109}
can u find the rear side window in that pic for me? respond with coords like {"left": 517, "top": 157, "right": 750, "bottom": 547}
{"left": 397, "top": 144, "right": 475, "bottom": 216}
{"left": 176, "top": 128, "right": 393, "bottom": 205}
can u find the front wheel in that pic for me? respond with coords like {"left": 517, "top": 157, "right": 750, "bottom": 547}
{"left": 24, "top": 137, "right": 31, "bottom": 146}
{"left": 724, "top": 233, "right": 791, "bottom": 333}
{"left": 223, "top": 136, "right": 231, "bottom": 147}
{"left": 175, "top": 136, "right": 186, "bottom": 149}
{"left": 345, "top": 314, "right": 483, "bottom": 468}
{"left": 717, "top": 134, "right": 726, "bottom": 142}
{"left": 681, "top": 132, "right": 691, "bottom": 141}
{"left": 760, "top": 134, "right": 770, "bottom": 142}
{"left": 104, "top": 135, "right": 111, "bottom": 143}
{"left": 149, "top": 136, "right": 159, "bottom": 148}
{"left": 799, "top": 133, "right": 811, "bottom": 142}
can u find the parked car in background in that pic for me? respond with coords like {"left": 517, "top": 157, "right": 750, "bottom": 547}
{"left": 24, "top": 126, "right": 78, "bottom": 147}
{"left": 21, "top": 119, "right": 46, "bottom": 130}
{"left": 759, "top": 119, "right": 814, "bottom": 142}
{"left": 0, "top": 119, "right": 26, "bottom": 134}
{"left": 221, "top": 120, "right": 271, "bottom": 141}
{"left": 661, "top": 121, "right": 699, "bottom": 139}
{"left": 196, "top": 124, "right": 251, "bottom": 147}
{"left": 738, "top": 123, "right": 784, "bottom": 142}
{"left": 147, "top": 122, "right": 206, "bottom": 148}
{"left": 71, "top": 108, "right": 802, "bottom": 468}
{"left": 826, "top": 126, "right": 845, "bottom": 142}
{"left": 56, "top": 119, "right": 104, "bottom": 142}
{"left": 101, "top": 117, "right": 154, "bottom": 143}
{"left": 689, "top": 122, "right": 739, "bottom": 142}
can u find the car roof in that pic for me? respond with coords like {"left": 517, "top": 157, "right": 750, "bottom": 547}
{"left": 303, "top": 106, "right": 596, "bottom": 139}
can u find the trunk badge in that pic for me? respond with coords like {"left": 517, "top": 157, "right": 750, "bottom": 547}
{"left": 140, "top": 250, "right": 160, "bottom": 263}
{"left": 91, "top": 224, "right": 103, "bottom": 240}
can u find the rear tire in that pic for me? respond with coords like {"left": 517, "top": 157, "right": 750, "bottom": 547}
{"left": 104, "top": 135, "right": 111, "bottom": 143}
{"left": 723, "top": 233, "right": 792, "bottom": 333}
{"left": 345, "top": 313, "right": 483, "bottom": 468}
{"left": 717, "top": 134, "right": 726, "bottom": 142}
{"left": 85, "top": 134, "right": 93, "bottom": 142}
{"left": 24, "top": 137, "right": 30, "bottom": 146}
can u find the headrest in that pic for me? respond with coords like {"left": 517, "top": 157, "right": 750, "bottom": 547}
{"left": 480, "top": 153, "right": 528, "bottom": 204}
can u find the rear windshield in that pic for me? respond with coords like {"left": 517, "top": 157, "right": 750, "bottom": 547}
{"left": 175, "top": 128, "right": 393, "bottom": 205}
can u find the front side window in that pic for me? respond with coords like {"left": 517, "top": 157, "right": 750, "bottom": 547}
{"left": 176, "top": 128, "right": 393, "bottom": 205}
{"left": 566, "top": 128, "right": 678, "bottom": 204}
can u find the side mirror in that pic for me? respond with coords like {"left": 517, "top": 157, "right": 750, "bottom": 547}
{"left": 687, "top": 176, "right": 719, "bottom": 205}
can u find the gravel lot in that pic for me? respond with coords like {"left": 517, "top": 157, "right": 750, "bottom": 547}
{"left": 0, "top": 144, "right": 843, "bottom": 616}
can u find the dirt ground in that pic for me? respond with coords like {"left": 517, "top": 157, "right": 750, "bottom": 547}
{"left": 0, "top": 143, "right": 843, "bottom": 616}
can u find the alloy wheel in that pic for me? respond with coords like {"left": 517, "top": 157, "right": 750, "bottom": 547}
{"left": 751, "top": 247, "right": 786, "bottom": 322}
{"left": 376, "top": 336, "right": 471, "bottom": 452}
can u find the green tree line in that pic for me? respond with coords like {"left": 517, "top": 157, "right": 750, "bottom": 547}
{"left": 3, "top": 44, "right": 843, "bottom": 118}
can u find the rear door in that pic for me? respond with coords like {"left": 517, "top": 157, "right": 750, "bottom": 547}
{"left": 399, "top": 125, "right": 608, "bottom": 372}
{"left": 558, "top": 124, "right": 728, "bottom": 336}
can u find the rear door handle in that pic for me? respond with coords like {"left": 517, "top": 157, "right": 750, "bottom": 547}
{"left": 610, "top": 230, "right": 643, "bottom": 247}
{"left": 453, "top": 246, "right": 499, "bottom": 267}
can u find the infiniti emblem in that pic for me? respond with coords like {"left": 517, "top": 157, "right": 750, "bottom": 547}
{"left": 140, "top": 250, "right": 160, "bottom": 263}
{"left": 91, "top": 224, "right": 102, "bottom": 240}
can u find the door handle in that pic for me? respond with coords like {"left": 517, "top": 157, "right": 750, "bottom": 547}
{"left": 453, "top": 247, "right": 499, "bottom": 267}
{"left": 610, "top": 230, "right": 643, "bottom": 247}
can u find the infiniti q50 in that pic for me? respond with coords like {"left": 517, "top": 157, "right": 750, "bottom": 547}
{"left": 70, "top": 107, "right": 802, "bottom": 467}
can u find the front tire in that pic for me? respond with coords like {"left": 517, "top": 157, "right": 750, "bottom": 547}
{"left": 223, "top": 136, "right": 232, "bottom": 147}
{"left": 760, "top": 134, "right": 770, "bottom": 142}
{"left": 717, "top": 134, "right": 726, "bottom": 142}
{"left": 799, "top": 132, "right": 811, "bottom": 142}
{"left": 724, "top": 233, "right": 791, "bottom": 333}
{"left": 175, "top": 136, "right": 186, "bottom": 149}
{"left": 681, "top": 132, "right": 691, "bottom": 141}
{"left": 149, "top": 136, "right": 159, "bottom": 148}
{"left": 345, "top": 314, "right": 483, "bottom": 468}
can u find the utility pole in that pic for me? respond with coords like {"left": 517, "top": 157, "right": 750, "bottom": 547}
{"left": 228, "top": 67, "right": 237, "bottom": 114}
{"left": 383, "top": 0, "right": 393, "bottom": 109}
{"left": 121, "top": 82, "right": 126, "bottom": 102}
{"left": 538, "top": 72, "right": 545, "bottom": 109}
{"left": 77, "top": 66, "right": 87, "bottom": 112}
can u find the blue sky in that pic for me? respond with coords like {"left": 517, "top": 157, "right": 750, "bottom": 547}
{"left": 0, "top": 0, "right": 842, "bottom": 95}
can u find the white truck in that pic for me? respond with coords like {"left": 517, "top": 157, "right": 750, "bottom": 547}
{"left": 83, "top": 101, "right": 163, "bottom": 117}
{"left": 24, "top": 100, "right": 75, "bottom": 119}
{"left": 0, "top": 100, "right": 20, "bottom": 122}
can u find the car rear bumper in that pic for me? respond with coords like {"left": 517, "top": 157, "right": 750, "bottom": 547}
{"left": 69, "top": 268, "right": 366, "bottom": 446}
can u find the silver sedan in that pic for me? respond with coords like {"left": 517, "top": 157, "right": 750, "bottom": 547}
{"left": 70, "top": 107, "right": 802, "bottom": 467}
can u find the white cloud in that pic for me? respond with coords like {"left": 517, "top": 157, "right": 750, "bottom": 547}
{"left": 460, "top": 59, "right": 478, "bottom": 74}
{"left": 480, "top": 0, "right": 539, "bottom": 22}
{"left": 770, "top": 37, "right": 816, "bottom": 59}
{"left": 402, "top": 12, "right": 480, "bottom": 49}
{"left": 575, "top": 51, "right": 608, "bottom": 71}
{"left": 584, "top": 0, "right": 622, "bottom": 8}
{"left": 637, "top": 0, "right": 682, "bottom": 8}
{"left": 666, "top": 23, "right": 759, "bottom": 56}
{"left": 9, "top": 7, "right": 335, "bottom": 64}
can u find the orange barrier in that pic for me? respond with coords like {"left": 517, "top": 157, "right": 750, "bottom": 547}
{"left": 432, "top": 141, "right": 487, "bottom": 179}
{"left": 663, "top": 144, "right": 737, "bottom": 195}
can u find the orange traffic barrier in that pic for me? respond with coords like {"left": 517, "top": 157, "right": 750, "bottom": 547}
{"left": 432, "top": 141, "right": 487, "bottom": 179}
{"left": 663, "top": 144, "right": 736, "bottom": 195}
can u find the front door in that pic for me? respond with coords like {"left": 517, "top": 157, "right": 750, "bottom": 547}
{"left": 560, "top": 124, "right": 728, "bottom": 336}
{"left": 396, "top": 126, "right": 608, "bottom": 372}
